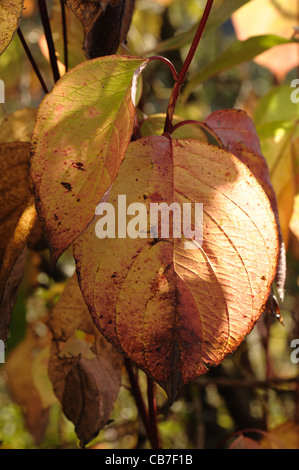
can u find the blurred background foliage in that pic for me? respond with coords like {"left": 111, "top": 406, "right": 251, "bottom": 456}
{"left": 0, "top": 0, "right": 299, "bottom": 449}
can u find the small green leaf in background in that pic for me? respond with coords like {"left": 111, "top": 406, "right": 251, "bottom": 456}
{"left": 151, "top": 0, "right": 253, "bottom": 53}
{"left": 182, "top": 35, "right": 299, "bottom": 102}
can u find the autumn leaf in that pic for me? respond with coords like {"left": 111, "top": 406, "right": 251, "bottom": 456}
{"left": 48, "top": 273, "right": 123, "bottom": 447}
{"left": 84, "top": 0, "right": 135, "bottom": 59}
{"left": 0, "top": 0, "right": 24, "bottom": 55}
{"left": 31, "top": 55, "right": 148, "bottom": 265}
{"left": 73, "top": 136, "right": 279, "bottom": 402}
{"left": 204, "top": 109, "right": 286, "bottom": 302}
{"left": 65, "top": 0, "right": 101, "bottom": 32}
{"left": 66, "top": 0, "right": 135, "bottom": 59}
{"left": 0, "top": 142, "right": 37, "bottom": 341}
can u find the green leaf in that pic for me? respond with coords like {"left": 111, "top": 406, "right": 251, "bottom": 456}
{"left": 31, "top": 55, "right": 147, "bottom": 265}
{"left": 0, "top": 0, "right": 24, "bottom": 55}
{"left": 182, "top": 35, "right": 298, "bottom": 102}
{"left": 151, "top": 0, "right": 253, "bottom": 54}
{"left": 254, "top": 84, "right": 299, "bottom": 126}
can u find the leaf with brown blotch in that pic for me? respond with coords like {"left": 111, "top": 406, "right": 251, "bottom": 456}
{"left": 84, "top": 0, "right": 135, "bottom": 59}
{"left": 48, "top": 273, "right": 123, "bottom": 447}
{"left": 0, "top": 142, "right": 38, "bottom": 341}
{"left": 0, "top": 0, "right": 24, "bottom": 55}
{"left": 73, "top": 136, "right": 279, "bottom": 402}
{"left": 204, "top": 109, "right": 286, "bottom": 304}
{"left": 30, "top": 55, "right": 147, "bottom": 266}
{"left": 66, "top": 0, "right": 135, "bottom": 59}
{"left": 65, "top": 0, "right": 102, "bottom": 32}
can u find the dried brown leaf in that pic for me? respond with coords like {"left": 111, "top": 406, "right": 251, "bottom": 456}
{"left": 48, "top": 273, "right": 123, "bottom": 447}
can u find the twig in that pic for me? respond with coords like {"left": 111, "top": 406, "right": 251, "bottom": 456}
{"left": 147, "top": 377, "right": 160, "bottom": 449}
{"left": 38, "top": 0, "right": 60, "bottom": 83}
{"left": 164, "top": 0, "right": 215, "bottom": 133}
{"left": 125, "top": 359, "right": 157, "bottom": 449}
{"left": 196, "top": 376, "right": 299, "bottom": 390}
{"left": 60, "top": 0, "right": 68, "bottom": 72}
{"left": 17, "top": 28, "right": 49, "bottom": 94}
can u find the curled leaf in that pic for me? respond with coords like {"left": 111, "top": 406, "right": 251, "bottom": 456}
{"left": 74, "top": 136, "right": 279, "bottom": 402}
{"left": 48, "top": 274, "right": 123, "bottom": 447}
{"left": 66, "top": 0, "right": 135, "bottom": 59}
{"left": 84, "top": 0, "right": 135, "bottom": 59}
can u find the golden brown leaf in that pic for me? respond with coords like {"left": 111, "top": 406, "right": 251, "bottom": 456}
{"left": 74, "top": 136, "right": 279, "bottom": 401}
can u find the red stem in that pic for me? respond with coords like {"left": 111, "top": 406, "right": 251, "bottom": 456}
{"left": 164, "top": 0, "right": 215, "bottom": 133}
{"left": 125, "top": 359, "right": 157, "bottom": 448}
{"left": 147, "top": 56, "right": 179, "bottom": 82}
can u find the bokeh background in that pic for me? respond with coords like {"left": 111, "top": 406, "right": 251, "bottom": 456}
{"left": 0, "top": 0, "right": 299, "bottom": 449}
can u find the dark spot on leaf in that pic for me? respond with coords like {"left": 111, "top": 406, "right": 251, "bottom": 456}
{"left": 72, "top": 162, "right": 85, "bottom": 171}
{"left": 61, "top": 182, "right": 72, "bottom": 192}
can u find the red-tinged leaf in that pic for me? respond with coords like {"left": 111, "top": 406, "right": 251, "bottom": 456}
{"left": 204, "top": 109, "right": 286, "bottom": 303}
{"left": 48, "top": 274, "right": 123, "bottom": 447}
{"left": 31, "top": 55, "right": 147, "bottom": 265}
{"left": 0, "top": 0, "right": 24, "bottom": 55}
{"left": 229, "top": 435, "right": 263, "bottom": 449}
{"left": 73, "top": 136, "right": 279, "bottom": 402}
